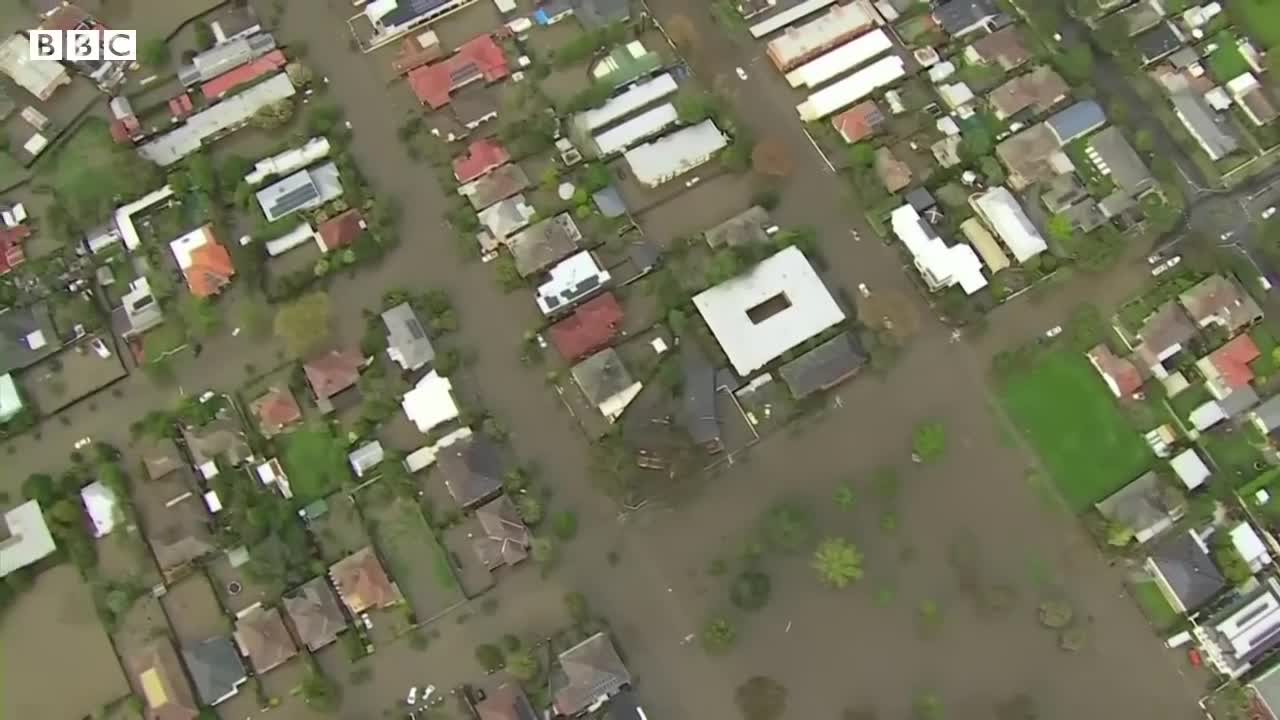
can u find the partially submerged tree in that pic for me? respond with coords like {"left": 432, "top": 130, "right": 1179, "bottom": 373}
{"left": 274, "top": 292, "right": 331, "bottom": 357}
{"left": 735, "top": 676, "right": 786, "bottom": 720}
{"left": 812, "top": 538, "right": 864, "bottom": 589}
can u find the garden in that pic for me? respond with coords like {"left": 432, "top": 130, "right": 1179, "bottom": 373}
{"left": 279, "top": 423, "right": 352, "bottom": 504}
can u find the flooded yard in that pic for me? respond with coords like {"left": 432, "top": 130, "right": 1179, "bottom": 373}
{"left": 160, "top": 572, "right": 230, "bottom": 643}
{"left": 360, "top": 493, "right": 465, "bottom": 624}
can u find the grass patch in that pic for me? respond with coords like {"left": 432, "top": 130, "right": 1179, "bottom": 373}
{"left": 1206, "top": 31, "right": 1250, "bottom": 82}
{"left": 999, "top": 350, "right": 1153, "bottom": 511}
{"left": 1168, "top": 382, "right": 1212, "bottom": 419}
{"left": 1250, "top": 325, "right": 1280, "bottom": 379}
{"left": 142, "top": 320, "right": 187, "bottom": 363}
{"left": 1228, "top": 0, "right": 1280, "bottom": 50}
{"left": 37, "top": 117, "right": 162, "bottom": 228}
{"left": 1202, "top": 427, "right": 1265, "bottom": 487}
{"left": 370, "top": 499, "right": 460, "bottom": 613}
{"left": 279, "top": 425, "right": 351, "bottom": 503}
{"left": 1131, "top": 580, "right": 1180, "bottom": 631}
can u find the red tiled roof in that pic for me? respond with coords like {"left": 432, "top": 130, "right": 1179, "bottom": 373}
{"left": 0, "top": 225, "right": 31, "bottom": 276}
{"left": 832, "top": 101, "right": 883, "bottom": 143}
{"left": 407, "top": 34, "right": 509, "bottom": 109}
{"left": 1086, "top": 344, "right": 1143, "bottom": 398}
{"left": 304, "top": 349, "right": 363, "bottom": 400}
{"left": 1207, "top": 334, "right": 1261, "bottom": 390}
{"left": 201, "top": 50, "right": 287, "bottom": 100}
{"left": 452, "top": 138, "right": 510, "bottom": 183}
{"left": 168, "top": 93, "right": 194, "bottom": 119}
{"left": 317, "top": 209, "right": 365, "bottom": 252}
{"left": 548, "top": 293, "right": 623, "bottom": 362}
{"left": 251, "top": 387, "right": 302, "bottom": 436}
{"left": 183, "top": 230, "right": 235, "bottom": 298}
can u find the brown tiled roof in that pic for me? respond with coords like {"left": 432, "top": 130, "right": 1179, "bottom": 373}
{"left": 233, "top": 605, "right": 297, "bottom": 675}
{"left": 317, "top": 209, "right": 365, "bottom": 252}
{"left": 303, "top": 349, "right": 363, "bottom": 400}
{"left": 250, "top": 387, "right": 302, "bottom": 437}
{"left": 472, "top": 495, "right": 530, "bottom": 570}
{"left": 329, "top": 547, "right": 399, "bottom": 615}
{"left": 182, "top": 227, "right": 235, "bottom": 298}
{"left": 283, "top": 577, "right": 347, "bottom": 652}
{"left": 968, "top": 25, "right": 1030, "bottom": 70}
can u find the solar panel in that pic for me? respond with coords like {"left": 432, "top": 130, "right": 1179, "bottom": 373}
{"left": 405, "top": 317, "right": 427, "bottom": 340}
{"left": 267, "top": 182, "right": 320, "bottom": 220}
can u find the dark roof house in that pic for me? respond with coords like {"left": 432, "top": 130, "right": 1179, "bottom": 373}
{"left": 680, "top": 347, "right": 722, "bottom": 453}
{"left": 777, "top": 332, "right": 868, "bottom": 399}
{"left": 283, "top": 577, "right": 347, "bottom": 652}
{"left": 1136, "top": 22, "right": 1184, "bottom": 65}
{"left": 553, "top": 632, "right": 632, "bottom": 716}
{"left": 181, "top": 636, "right": 247, "bottom": 707}
{"left": 1146, "top": 529, "right": 1226, "bottom": 614}
{"left": 233, "top": 604, "right": 297, "bottom": 675}
{"left": 933, "top": 0, "right": 1000, "bottom": 37}
{"left": 1134, "top": 301, "right": 1196, "bottom": 374}
{"left": 439, "top": 433, "right": 506, "bottom": 509}
{"left": 1179, "top": 274, "right": 1263, "bottom": 334}
{"left": 471, "top": 494, "right": 531, "bottom": 570}
{"left": 381, "top": 302, "right": 435, "bottom": 372}
{"left": 1046, "top": 100, "right": 1106, "bottom": 145}
{"left": 1094, "top": 471, "right": 1182, "bottom": 545}
{"left": 476, "top": 682, "right": 539, "bottom": 720}
{"left": 0, "top": 302, "right": 57, "bottom": 375}
{"left": 965, "top": 25, "right": 1030, "bottom": 70}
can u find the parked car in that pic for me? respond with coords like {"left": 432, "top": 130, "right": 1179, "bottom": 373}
{"left": 90, "top": 337, "right": 111, "bottom": 359}
{"left": 361, "top": 613, "right": 373, "bottom": 630}
{"left": 1045, "top": 325, "right": 1063, "bottom": 338}
{"left": 421, "top": 685, "right": 436, "bottom": 705}
{"left": 1264, "top": 206, "right": 1276, "bottom": 220}
{"left": 406, "top": 687, "right": 418, "bottom": 705}
{"left": 735, "top": 66, "right": 748, "bottom": 80}
{"left": 1151, "top": 256, "right": 1182, "bottom": 276}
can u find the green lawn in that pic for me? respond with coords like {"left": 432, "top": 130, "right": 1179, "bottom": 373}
{"left": 1250, "top": 326, "right": 1279, "bottom": 379}
{"left": 1168, "top": 382, "right": 1212, "bottom": 419}
{"left": 1130, "top": 579, "right": 1180, "bottom": 631}
{"left": 1206, "top": 32, "right": 1250, "bottom": 82}
{"left": 1228, "top": 0, "right": 1280, "bottom": 50}
{"left": 367, "top": 498, "right": 461, "bottom": 619}
{"left": 999, "top": 350, "right": 1153, "bottom": 511}
{"left": 1202, "top": 427, "right": 1266, "bottom": 488}
{"left": 279, "top": 425, "right": 351, "bottom": 504}
{"left": 37, "top": 117, "right": 162, "bottom": 228}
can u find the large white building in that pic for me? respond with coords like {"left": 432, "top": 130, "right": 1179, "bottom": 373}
{"left": 784, "top": 28, "right": 893, "bottom": 89}
{"left": 749, "top": 0, "right": 838, "bottom": 38}
{"left": 890, "top": 205, "right": 986, "bottom": 295}
{"left": 970, "top": 187, "right": 1047, "bottom": 263}
{"left": 693, "top": 246, "right": 845, "bottom": 376}
{"left": 592, "top": 103, "right": 679, "bottom": 156}
{"left": 0, "top": 500, "right": 56, "bottom": 577}
{"left": 0, "top": 35, "right": 70, "bottom": 100}
{"left": 139, "top": 73, "right": 297, "bottom": 167}
{"left": 624, "top": 120, "right": 728, "bottom": 187}
{"left": 576, "top": 73, "right": 678, "bottom": 133}
{"left": 766, "top": 1, "right": 877, "bottom": 71}
{"left": 796, "top": 55, "right": 906, "bottom": 121}
{"left": 245, "top": 137, "right": 332, "bottom": 186}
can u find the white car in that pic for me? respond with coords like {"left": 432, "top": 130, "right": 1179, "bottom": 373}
{"left": 1146, "top": 253, "right": 1163, "bottom": 265}
{"left": 1151, "top": 255, "right": 1182, "bottom": 276}
{"left": 684, "top": 176, "right": 701, "bottom": 188}
{"left": 421, "top": 685, "right": 436, "bottom": 705}
{"left": 73, "top": 436, "right": 92, "bottom": 450}
{"left": 858, "top": 283, "right": 870, "bottom": 298}
{"left": 735, "top": 66, "right": 748, "bottom": 80}
{"left": 1263, "top": 206, "right": 1276, "bottom": 220}
{"left": 1045, "top": 325, "right": 1063, "bottom": 338}
{"left": 90, "top": 337, "right": 110, "bottom": 359}
{"left": 361, "top": 613, "right": 372, "bottom": 630}
{"left": 406, "top": 687, "right": 418, "bottom": 705}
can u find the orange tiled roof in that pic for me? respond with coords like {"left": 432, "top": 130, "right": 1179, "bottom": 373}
{"left": 184, "top": 238, "right": 235, "bottom": 298}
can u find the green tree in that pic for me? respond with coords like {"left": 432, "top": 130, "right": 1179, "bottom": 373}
{"left": 914, "top": 692, "right": 944, "bottom": 720}
{"left": 1134, "top": 129, "right": 1155, "bottom": 154}
{"left": 193, "top": 21, "right": 216, "bottom": 50}
{"left": 474, "top": 643, "right": 504, "bottom": 672}
{"left": 251, "top": 100, "right": 295, "bottom": 130}
{"left": 834, "top": 483, "right": 857, "bottom": 510}
{"left": 1037, "top": 600, "right": 1073, "bottom": 629}
{"left": 1213, "top": 534, "right": 1252, "bottom": 585}
{"left": 735, "top": 676, "right": 787, "bottom": 720}
{"left": 300, "top": 659, "right": 340, "bottom": 712}
{"left": 552, "top": 510, "right": 578, "bottom": 540}
{"left": 912, "top": 421, "right": 946, "bottom": 462}
{"left": 812, "top": 538, "right": 863, "bottom": 588}
{"left": 564, "top": 591, "right": 590, "bottom": 625}
{"left": 702, "top": 616, "right": 737, "bottom": 654}
{"left": 516, "top": 495, "right": 544, "bottom": 525}
{"left": 178, "top": 296, "right": 220, "bottom": 339}
{"left": 761, "top": 501, "right": 816, "bottom": 553}
{"left": 729, "top": 570, "right": 771, "bottom": 611}
{"left": 507, "top": 650, "right": 541, "bottom": 681}
{"left": 273, "top": 292, "right": 331, "bottom": 357}
{"left": 140, "top": 38, "right": 170, "bottom": 68}
{"left": 1105, "top": 522, "right": 1134, "bottom": 547}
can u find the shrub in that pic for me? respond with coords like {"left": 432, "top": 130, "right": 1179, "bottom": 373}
{"left": 729, "top": 571, "right": 771, "bottom": 611}
{"left": 701, "top": 616, "right": 737, "bottom": 655}
{"left": 1037, "top": 600, "right": 1073, "bottom": 629}
{"left": 474, "top": 643, "right": 504, "bottom": 672}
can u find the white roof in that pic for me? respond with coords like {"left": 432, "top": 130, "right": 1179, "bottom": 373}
{"left": 0, "top": 500, "right": 56, "bottom": 576}
{"left": 0, "top": 373, "right": 21, "bottom": 421}
{"left": 577, "top": 73, "right": 678, "bottom": 132}
{"left": 255, "top": 458, "right": 293, "bottom": 499}
{"left": 749, "top": 0, "right": 837, "bottom": 38}
{"left": 891, "top": 205, "right": 987, "bottom": 295}
{"left": 139, "top": 73, "right": 297, "bottom": 167}
{"left": 1227, "top": 72, "right": 1260, "bottom": 96}
{"left": 1171, "top": 448, "right": 1211, "bottom": 490}
{"left": 624, "top": 120, "right": 728, "bottom": 187}
{"left": 402, "top": 371, "right": 460, "bottom": 434}
{"left": 692, "top": 246, "right": 845, "bottom": 376}
{"left": 593, "top": 103, "right": 679, "bottom": 156}
{"left": 785, "top": 29, "right": 894, "bottom": 89}
{"left": 0, "top": 35, "right": 69, "bottom": 100}
{"left": 404, "top": 427, "right": 473, "bottom": 473}
{"left": 169, "top": 226, "right": 215, "bottom": 270}
{"left": 265, "top": 222, "right": 318, "bottom": 257}
{"left": 1231, "top": 522, "right": 1270, "bottom": 568}
{"left": 797, "top": 55, "right": 906, "bottom": 121}
{"left": 348, "top": 441, "right": 385, "bottom": 477}
{"left": 80, "top": 481, "right": 119, "bottom": 538}
{"left": 536, "top": 250, "right": 611, "bottom": 315}
{"left": 928, "top": 61, "right": 956, "bottom": 83}
{"left": 114, "top": 185, "right": 176, "bottom": 251}
{"left": 245, "top": 137, "right": 331, "bottom": 186}
{"left": 203, "top": 490, "right": 223, "bottom": 513}
{"left": 938, "top": 81, "right": 975, "bottom": 109}
{"left": 1190, "top": 400, "right": 1227, "bottom": 431}
{"left": 766, "top": 3, "right": 876, "bottom": 70}
{"left": 1214, "top": 579, "right": 1280, "bottom": 659}
{"left": 971, "top": 187, "right": 1047, "bottom": 263}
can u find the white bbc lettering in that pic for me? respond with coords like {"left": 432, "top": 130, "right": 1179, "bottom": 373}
{"left": 102, "top": 30, "right": 136, "bottom": 62}
{"left": 29, "top": 30, "right": 62, "bottom": 61}
{"left": 67, "top": 29, "right": 100, "bottom": 61}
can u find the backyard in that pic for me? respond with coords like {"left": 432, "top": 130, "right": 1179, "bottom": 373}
{"left": 999, "top": 350, "right": 1154, "bottom": 510}
{"left": 280, "top": 424, "right": 352, "bottom": 504}
{"left": 1228, "top": 0, "right": 1280, "bottom": 50}
{"left": 363, "top": 494, "right": 464, "bottom": 624}
{"left": 37, "top": 117, "right": 162, "bottom": 232}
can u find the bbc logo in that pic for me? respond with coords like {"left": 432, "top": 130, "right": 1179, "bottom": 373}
{"left": 29, "top": 30, "right": 137, "bottom": 62}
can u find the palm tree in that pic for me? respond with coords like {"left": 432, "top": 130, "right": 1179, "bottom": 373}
{"left": 812, "top": 538, "right": 863, "bottom": 588}
{"left": 834, "top": 483, "right": 857, "bottom": 510}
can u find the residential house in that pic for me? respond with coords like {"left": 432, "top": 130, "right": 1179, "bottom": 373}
{"left": 141, "top": 480, "right": 217, "bottom": 579}
{"left": 1230, "top": 522, "right": 1272, "bottom": 573}
{"left": 180, "top": 636, "right": 247, "bottom": 707}
{"left": 891, "top": 204, "right": 987, "bottom": 295}
{"left": 553, "top": 632, "right": 632, "bottom": 716}
{"left": 382, "top": 303, "right": 435, "bottom": 372}
{"left": 81, "top": 480, "right": 119, "bottom": 538}
{"left": 624, "top": 121, "right": 728, "bottom": 187}
{"left": 476, "top": 682, "right": 539, "bottom": 720}
{"left": 402, "top": 371, "right": 460, "bottom": 434}
{"left": 1171, "top": 92, "right": 1241, "bottom": 161}
{"left": 1041, "top": 173, "right": 1090, "bottom": 215}
{"left": 1086, "top": 344, "right": 1144, "bottom": 399}
{"left": 0, "top": 373, "right": 21, "bottom": 423}
{"left": 249, "top": 387, "right": 302, "bottom": 438}
{"left": 0, "top": 224, "right": 29, "bottom": 275}
{"left": 1190, "top": 385, "right": 1260, "bottom": 431}
{"left": 680, "top": 346, "right": 723, "bottom": 454}
{"left": 960, "top": 218, "right": 1010, "bottom": 274}
{"left": 988, "top": 66, "right": 1069, "bottom": 121}
{"left": 1171, "top": 447, "right": 1212, "bottom": 491}
{"left": 970, "top": 187, "right": 1047, "bottom": 263}
{"left": 1094, "top": 471, "right": 1182, "bottom": 544}
{"left": 1193, "top": 576, "right": 1280, "bottom": 678}
{"left": 348, "top": 440, "right": 384, "bottom": 478}
{"left": 1086, "top": 126, "right": 1156, "bottom": 204}
{"left": 592, "top": 186, "right": 627, "bottom": 219}
{"left": 460, "top": 164, "right": 531, "bottom": 211}
{"left": 705, "top": 206, "right": 773, "bottom": 249}
{"left": 113, "top": 277, "right": 165, "bottom": 339}
{"left": 303, "top": 349, "right": 365, "bottom": 411}
{"left": 128, "top": 639, "right": 199, "bottom": 720}
{"left": 510, "top": 213, "right": 583, "bottom": 278}
{"left": 0, "top": 500, "right": 56, "bottom": 577}
{"left": 0, "top": 302, "right": 57, "bottom": 375}
{"left": 139, "top": 73, "right": 297, "bottom": 167}
{"left": 932, "top": 0, "right": 1000, "bottom": 37}
{"left": 329, "top": 546, "right": 401, "bottom": 615}
{"left": 1250, "top": 395, "right": 1280, "bottom": 440}
{"left": 1146, "top": 529, "right": 1226, "bottom": 614}
{"left": 201, "top": 50, "right": 287, "bottom": 100}
{"left": 177, "top": 32, "right": 277, "bottom": 86}
{"left": 1117, "top": 0, "right": 1165, "bottom": 35}
{"left": 548, "top": 292, "right": 624, "bottom": 363}
{"left": 0, "top": 34, "right": 71, "bottom": 100}
{"left": 1046, "top": 100, "right": 1106, "bottom": 145}
{"left": 316, "top": 209, "right": 366, "bottom": 253}
{"left": 1137, "top": 22, "right": 1184, "bottom": 66}
{"left": 439, "top": 433, "right": 506, "bottom": 509}
{"left": 471, "top": 495, "right": 531, "bottom": 570}
{"left": 572, "top": 348, "right": 644, "bottom": 422}
{"left": 182, "top": 415, "right": 251, "bottom": 480}
{"left": 454, "top": 138, "right": 510, "bottom": 184}
{"left": 283, "top": 577, "right": 347, "bottom": 652}
{"left": 234, "top": 604, "right": 297, "bottom": 675}
{"left": 995, "top": 123, "right": 1072, "bottom": 190}
{"left": 1133, "top": 301, "right": 1196, "bottom": 378}
{"left": 169, "top": 225, "right": 236, "bottom": 298}
{"left": 1196, "top": 334, "right": 1260, "bottom": 400}
{"left": 451, "top": 85, "right": 500, "bottom": 129}
{"left": 1227, "top": 73, "right": 1280, "bottom": 127}
{"left": 142, "top": 438, "right": 185, "bottom": 482}
{"left": 478, "top": 194, "right": 536, "bottom": 252}
{"left": 777, "top": 331, "right": 868, "bottom": 399}
{"left": 535, "top": 251, "right": 611, "bottom": 316}
{"left": 255, "top": 163, "right": 343, "bottom": 224}
{"left": 963, "top": 25, "right": 1030, "bottom": 71}
{"left": 255, "top": 458, "right": 293, "bottom": 500}
{"left": 831, "top": 100, "right": 885, "bottom": 143}
{"left": 408, "top": 34, "right": 509, "bottom": 109}
{"left": 1179, "top": 274, "right": 1263, "bottom": 334}
{"left": 874, "top": 146, "right": 912, "bottom": 194}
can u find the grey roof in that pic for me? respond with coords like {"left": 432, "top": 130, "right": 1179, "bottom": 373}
{"left": 1136, "top": 22, "right": 1183, "bottom": 64}
{"left": 461, "top": 164, "right": 530, "bottom": 211}
{"left": 1219, "top": 385, "right": 1260, "bottom": 417}
{"left": 905, "top": 187, "right": 936, "bottom": 212}
{"left": 1041, "top": 173, "right": 1089, "bottom": 214}
{"left": 571, "top": 348, "right": 636, "bottom": 407}
{"left": 381, "top": 302, "right": 435, "bottom": 372}
{"left": 1149, "top": 530, "right": 1226, "bottom": 612}
{"left": 139, "top": 73, "right": 297, "bottom": 167}
{"left": 608, "top": 690, "right": 646, "bottom": 720}
{"left": 178, "top": 32, "right": 277, "bottom": 86}
{"left": 1094, "top": 471, "right": 1177, "bottom": 542}
{"left": 1136, "top": 301, "right": 1196, "bottom": 358}
{"left": 571, "top": 0, "right": 632, "bottom": 28}
{"left": 705, "top": 206, "right": 771, "bottom": 249}
{"left": 628, "top": 237, "right": 660, "bottom": 271}
{"left": 1099, "top": 189, "right": 1138, "bottom": 218}
{"left": 1252, "top": 662, "right": 1280, "bottom": 716}
{"left": 778, "top": 332, "right": 868, "bottom": 399}
{"left": 1087, "top": 127, "right": 1155, "bottom": 197}
{"left": 182, "top": 416, "right": 251, "bottom": 469}
{"left": 440, "top": 434, "right": 506, "bottom": 509}
{"left": 256, "top": 163, "right": 342, "bottom": 223}
{"left": 1061, "top": 199, "right": 1106, "bottom": 233}
{"left": 473, "top": 495, "right": 530, "bottom": 569}
{"left": 934, "top": 0, "right": 999, "bottom": 36}
{"left": 1253, "top": 395, "right": 1280, "bottom": 431}
{"left": 348, "top": 441, "right": 385, "bottom": 476}
{"left": 1171, "top": 92, "right": 1241, "bottom": 161}
{"left": 554, "top": 632, "right": 631, "bottom": 716}
{"left": 181, "top": 636, "right": 246, "bottom": 706}
{"left": 1046, "top": 100, "right": 1106, "bottom": 145}
{"left": 380, "top": 0, "right": 459, "bottom": 28}
{"left": 477, "top": 683, "right": 539, "bottom": 720}
{"left": 510, "top": 213, "right": 582, "bottom": 277}
{"left": 1167, "top": 47, "right": 1201, "bottom": 69}
{"left": 680, "top": 347, "right": 721, "bottom": 448}
{"left": 0, "top": 302, "right": 57, "bottom": 375}
{"left": 282, "top": 577, "right": 347, "bottom": 652}
{"left": 592, "top": 186, "right": 627, "bottom": 218}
